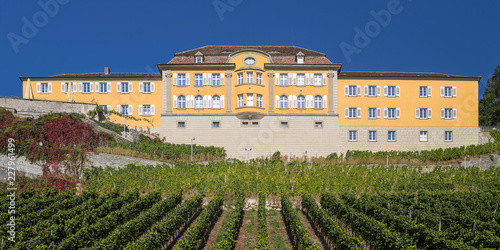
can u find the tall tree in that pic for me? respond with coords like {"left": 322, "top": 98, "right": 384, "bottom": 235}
{"left": 479, "top": 64, "right": 500, "bottom": 126}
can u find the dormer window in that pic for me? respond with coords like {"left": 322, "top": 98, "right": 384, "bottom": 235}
{"left": 296, "top": 51, "right": 305, "bottom": 64}
{"left": 195, "top": 51, "right": 203, "bottom": 64}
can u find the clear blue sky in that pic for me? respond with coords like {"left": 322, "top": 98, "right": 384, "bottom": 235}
{"left": 1, "top": 0, "right": 499, "bottom": 99}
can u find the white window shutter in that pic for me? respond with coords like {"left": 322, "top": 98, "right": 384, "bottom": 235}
{"left": 139, "top": 82, "right": 143, "bottom": 93}
{"left": 275, "top": 95, "right": 279, "bottom": 108}
{"left": 48, "top": 83, "right": 52, "bottom": 93}
{"left": 221, "top": 95, "right": 224, "bottom": 109}
{"left": 72, "top": 82, "right": 76, "bottom": 93}
{"left": 305, "top": 73, "right": 309, "bottom": 86}
{"left": 440, "top": 87, "right": 444, "bottom": 97}
{"left": 106, "top": 82, "right": 110, "bottom": 93}
{"left": 78, "top": 82, "right": 82, "bottom": 93}
{"left": 208, "top": 95, "right": 212, "bottom": 108}
{"left": 173, "top": 95, "right": 178, "bottom": 109}
{"left": 322, "top": 73, "right": 327, "bottom": 86}
{"left": 208, "top": 74, "right": 212, "bottom": 86}
{"left": 377, "top": 86, "right": 381, "bottom": 96}
{"left": 203, "top": 73, "right": 207, "bottom": 85}
{"left": 440, "top": 108, "right": 445, "bottom": 119}
{"left": 364, "top": 86, "right": 368, "bottom": 96}
{"left": 384, "top": 108, "right": 388, "bottom": 118}
{"left": 117, "top": 83, "right": 121, "bottom": 93}
{"left": 344, "top": 108, "right": 349, "bottom": 118}
{"left": 288, "top": 95, "right": 292, "bottom": 108}
{"left": 128, "top": 105, "right": 133, "bottom": 115}
{"left": 427, "top": 86, "right": 432, "bottom": 97}
{"left": 203, "top": 95, "right": 207, "bottom": 108}
{"left": 106, "top": 105, "right": 111, "bottom": 112}
{"left": 116, "top": 105, "right": 120, "bottom": 113}
{"left": 323, "top": 95, "right": 327, "bottom": 109}
{"left": 138, "top": 105, "right": 143, "bottom": 115}
{"left": 173, "top": 73, "right": 178, "bottom": 86}
{"left": 61, "top": 82, "right": 66, "bottom": 93}
{"left": 186, "top": 96, "right": 190, "bottom": 109}
{"left": 357, "top": 108, "right": 361, "bottom": 118}
{"left": 453, "top": 108, "right": 457, "bottom": 119}
{"left": 221, "top": 73, "right": 225, "bottom": 85}
{"left": 310, "top": 73, "right": 315, "bottom": 85}
{"left": 396, "top": 108, "right": 400, "bottom": 118}
{"left": 309, "top": 95, "right": 314, "bottom": 108}
{"left": 151, "top": 82, "right": 155, "bottom": 92}
{"left": 396, "top": 86, "right": 400, "bottom": 96}
{"left": 416, "top": 108, "right": 420, "bottom": 119}
{"left": 151, "top": 105, "right": 155, "bottom": 115}
{"left": 384, "top": 86, "right": 388, "bottom": 96}
{"left": 186, "top": 73, "right": 190, "bottom": 86}
{"left": 293, "top": 95, "right": 297, "bottom": 108}
{"left": 288, "top": 73, "right": 292, "bottom": 85}
{"left": 356, "top": 85, "right": 361, "bottom": 96}
{"left": 96, "top": 83, "right": 100, "bottom": 93}
{"left": 128, "top": 82, "right": 132, "bottom": 93}
{"left": 452, "top": 87, "right": 457, "bottom": 97}
{"left": 376, "top": 108, "right": 381, "bottom": 118}
{"left": 35, "top": 82, "right": 40, "bottom": 93}
{"left": 344, "top": 86, "right": 349, "bottom": 96}
{"left": 293, "top": 73, "right": 297, "bottom": 85}
{"left": 89, "top": 82, "right": 94, "bottom": 93}
{"left": 275, "top": 73, "right": 280, "bottom": 85}
{"left": 428, "top": 108, "right": 432, "bottom": 119}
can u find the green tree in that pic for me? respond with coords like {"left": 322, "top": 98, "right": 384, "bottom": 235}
{"left": 479, "top": 64, "right": 500, "bottom": 126}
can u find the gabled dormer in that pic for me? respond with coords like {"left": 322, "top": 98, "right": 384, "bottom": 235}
{"left": 195, "top": 51, "right": 204, "bottom": 64}
{"left": 296, "top": 51, "right": 305, "bottom": 64}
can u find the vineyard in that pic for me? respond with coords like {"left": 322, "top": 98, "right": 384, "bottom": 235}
{"left": 1, "top": 160, "right": 499, "bottom": 249}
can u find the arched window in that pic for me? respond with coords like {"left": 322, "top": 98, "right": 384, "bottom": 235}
{"left": 280, "top": 95, "right": 288, "bottom": 109}
{"left": 178, "top": 95, "right": 186, "bottom": 109}
{"left": 212, "top": 95, "right": 220, "bottom": 109}
{"left": 314, "top": 95, "right": 322, "bottom": 109}
{"left": 195, "top": 95, "right": 203, "bottom": 109}
{"left": 298, "top": 95, "right": 305, "bottom": 109}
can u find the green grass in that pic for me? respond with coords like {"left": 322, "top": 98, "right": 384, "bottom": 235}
{"left": 268, "top": 210, "right": 288, "bottom": 250}
{"left": 243, "top": 209, "right": 257, "bottom": 250}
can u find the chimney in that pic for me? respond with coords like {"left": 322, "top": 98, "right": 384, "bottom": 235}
{"left": 104, "top": 67, "right": 110, "bottom": 75}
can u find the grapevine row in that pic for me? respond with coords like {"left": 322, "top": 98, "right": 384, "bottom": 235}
{"left": 301, "top": 194, "right": 364, "bottom": 250}
{"left": 255, "top": 193, "right": 269, "bottom": 250}
{"left": 281, "top": 194, "right": 318, "bottom": 250}
{"left": 126, "top": 193, "right": 204, "bottom": 249}
{"left": 214, "top": 193, "right": 245, "bottom": 249}
{"left": 176, "top": 193, "right": 224, "bottom": 249}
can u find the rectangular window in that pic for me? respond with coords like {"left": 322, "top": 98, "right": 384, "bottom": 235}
{"left": 315, "top": 121, "right": 323, "bottom": 128}
{"left": 212, "top": 121, "right": 220, "bottom": 128}
{"left": 388, "top": 131, "right": 396, "bottom": 141}
{"left": 212, "top": 74, "right": 220, "bottom": 86}
{"left": 368, "top": 86, "right": 376, "bottom": 96}
{"left": 195, "top": 74, "right": 203, "bottom": 86}
{"left": 314, "top": 74, "right": 322, "bottom": 86}
{"left": 369, "top": 131, "right": 377, "bottom": 141}
{"left": 257, "top": 73, "right": 263, "bottom": 84}
{"left": 348, "top": 108, "right": 357, "bottom": 119}
{"left": 237, "top": 94, "right": 244, "bottom": 108}
{"left": 445, "top": 131, "right": 453, "bottom": 141}
{"left": 420, "top": 108, "right": 427, "bottom": 119}
{"left": 444, "top": 108, "right": 452, "bottom": 119}
{"left": 368, "top": 108, "right": 376, "bottom": 119}
{"left": 349, "top": 131, "right": 357, "bottom": 141}
{"left": 280, "top": 96, "right": 288, "bottom": 109}
{"left": 41, "top": 83, "right": 49, "bottom": 93}
{"left": 177, "top": 121, "right": 185, "bottom": 128}
{"left": 247, "top": 72, "right": 253, "bottom": 83}
{"left": 178, "top": 74, "right": 186, "bottom": 86}
{"left": 280, "top": 73, "right": 288, "bottom": 86}
{"left": 121, "top": 105, "right": 129, "bottom": 116}
{"left": 237, "top": 73, "right": 243, "bottom": 85}
{"left": 143, "top": 105, "right": 151, "bottom": 116}
{"left": 121, "top": 82, "right": 129, "bottom": 93}
{"left": 143, "top": 82, "right": 151, "bottom": 93}
{"left": 196, "top": 57, "right": 202, "bottom": 64}
{"left": 83, "top": 82, "right": 91, "bottom": 93}
{"left": 242, "top": 121, "right": 249, "bottom": 126}
{"left": 297, "top": 74, "right": 305, "bottom": 86}
{"left": 444, "top": 87, "right": 452, "bottom": 97}
{"left": 388, "top": 108, "right": 396, "bottom": 119}
{"left": 247, "top": 94, "right": 253, "bottom": 106}
{"left": 256, "top": 94, "right": 263, "bottom": 108}
{"left": 298, "top": 96, "right": 305, "bottom": 109}
{"left": 348, "top": 85, "right": 357, "bottom": 96}
{"left": 100, "top": 105, "right": 108, "bottom": 115}
{"left": 252, "top": 121, "right": 259, "bottom": 126}
{"left": 419, "top": 86, "right": 427, "bottom": 97}
{"left": 387, "top": 86, "right": 396, "bottom": 97}
{"left": 420, "top": 131, "right": 428, "bottom": 142}
{"left": 280, "top": 121, "right": 288, "bottom": 128}
{"left": 99, "top": 82, "right": 107, "bottom": 93}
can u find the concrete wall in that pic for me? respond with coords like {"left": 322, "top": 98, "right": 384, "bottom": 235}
{"left": 160, "top": 115, "right": 341, "bottom": 160}
{"left": 0, "top": 97, "right": 97, "bottom": 118}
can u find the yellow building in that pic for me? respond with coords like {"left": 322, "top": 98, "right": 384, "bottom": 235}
{"left": 20, "top": 46, "right": 481, "bottom": 159}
